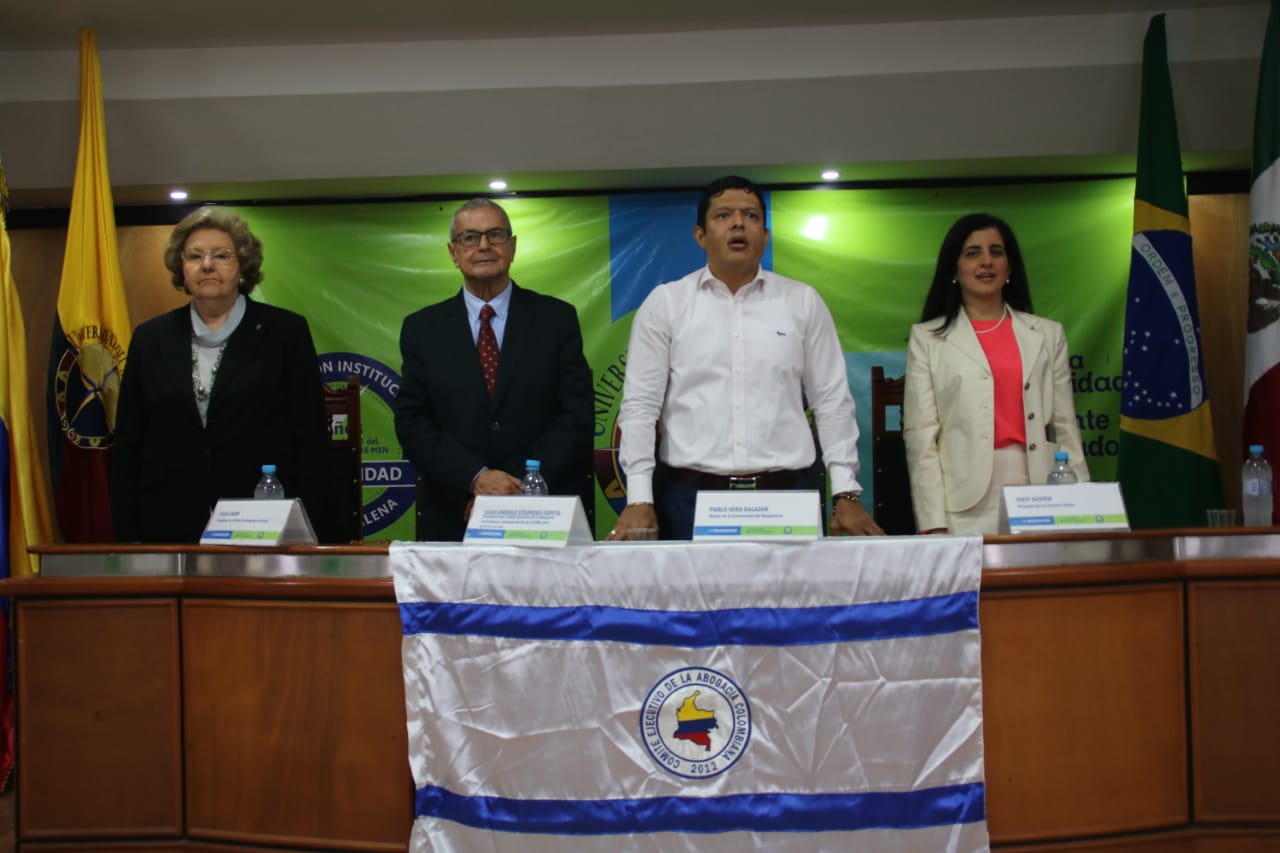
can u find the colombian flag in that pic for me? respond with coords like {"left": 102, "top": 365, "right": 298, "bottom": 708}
{"left": 47, "top": 29, "right": 131, "bottom": 542}
{"left": 1, "top": 160, "right": 54, "bottom": 786}
{"left": 1116, "top": 15, "right": 1223, "bottom": 528}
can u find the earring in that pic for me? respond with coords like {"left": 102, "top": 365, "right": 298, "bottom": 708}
{"left": 951, "top": 279, "right": 957, "bottom": 285}
{"left": 239, "top": 277, "right": 245, "bottom": 285}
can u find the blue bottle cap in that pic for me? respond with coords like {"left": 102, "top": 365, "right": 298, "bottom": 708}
{"left": 262, "top": 464, "right": 277, "bottom": 474}
{"left": 1053, "top": 451, "right": 1069, "bottom": 462}
{"left": 525, "top": 459, "right": 541, "bottom": 468}
{"left": 1248, "top": 444, "right": 1264, "bottom": 455}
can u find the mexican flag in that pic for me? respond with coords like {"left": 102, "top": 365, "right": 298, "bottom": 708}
{"left": 1246, "top": 0, "right": 1280, "bottom": 524}
{"left": 1115, "top": 14, "right": 1223, "bottom": 528}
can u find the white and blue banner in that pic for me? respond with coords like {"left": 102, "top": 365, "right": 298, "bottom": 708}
{"left": 391, "top": 538, "right": 988, "bottom": 852}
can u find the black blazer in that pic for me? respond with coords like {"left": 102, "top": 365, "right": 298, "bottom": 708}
{"left": 111, "top": 298, "right": 339, "bottom": 543}
{"left": 394, "top": 283, "right": 593, "bottom": 541}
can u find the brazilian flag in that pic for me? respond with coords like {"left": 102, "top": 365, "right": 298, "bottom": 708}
{"left": 1116, "top": 14, "right": 1223, "bottom": 528}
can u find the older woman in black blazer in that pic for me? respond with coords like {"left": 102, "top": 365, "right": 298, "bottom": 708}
{"left": 111, "top": 207, "right": 338, "bottom": 542}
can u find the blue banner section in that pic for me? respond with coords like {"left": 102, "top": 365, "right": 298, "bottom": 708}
{"left": 607, "top": 191, "right": 774, "bottom": 322}
{"left": 400, "top": 591, "right": 977, "bottom": 646}
{"left": 1122, "top": 229, "right": 1206, "bottom": 420}
{"left": 414, "top": 781, "right": 986, "bottom": 834}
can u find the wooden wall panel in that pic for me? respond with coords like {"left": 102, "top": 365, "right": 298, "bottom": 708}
{"left": 1194, "top": 833, "right": 1280, "bottom": 853}
{"left": 980, "top": 584, "right": 1187, "bottom": 843}
{"left": 1189, "top": 193, "right": 1250, "bottom": 508}
{"left": 1189, "top": 582, "right": 1280, "bottom": 821}
{"left": 16, "top": 599, "right": 182, "bottom": 838}
{"left": 994, "top": 828, "right": 1280, "bottom": 852}
{"left": 25, "top": 841, "right": 372, "bottom": 852}
{"left": 995, "top": 832, "right": 1194, "bottom": 852}
{"left": 182, "top": 600, "right": 411, "bottom": 851}
{"left": 116, "top": 225, "right": 192, "bottom": 323}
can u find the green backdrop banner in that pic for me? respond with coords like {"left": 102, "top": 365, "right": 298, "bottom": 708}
{"left": 236, "top": 178, "right": 1133, "bottom": 540}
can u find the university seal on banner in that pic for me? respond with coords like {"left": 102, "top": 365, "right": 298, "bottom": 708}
{"left": 53, "top": 327, "right": 126, "bottom": 449}
{"left": 640, "top": 666, "right": 751, "bottom": 779}
{"left": 317, "top": 351, "right": 415, "bottom": 537}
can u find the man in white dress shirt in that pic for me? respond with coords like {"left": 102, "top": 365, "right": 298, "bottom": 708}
{"left": 608, "top": 176, "right": 883, "bottom": 540}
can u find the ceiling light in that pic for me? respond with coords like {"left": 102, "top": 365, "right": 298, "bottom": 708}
{"left": 820, "top": 170, "right": 840, "bottom": 182}
{"left": 489, "top": 179, "right": 508, "bottom": 191}
{"left": 169, "top": 189, "right": 189, "bottom": 200}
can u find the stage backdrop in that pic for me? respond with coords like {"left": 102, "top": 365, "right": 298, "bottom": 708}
{"left": 237, "top": 178, "right": 1133, "bottom": 540}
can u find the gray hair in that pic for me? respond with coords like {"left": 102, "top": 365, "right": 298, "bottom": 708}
{"left": 449, "top": 198, "right": 511, "bottom": 241}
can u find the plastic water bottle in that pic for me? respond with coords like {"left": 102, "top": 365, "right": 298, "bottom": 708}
{"left": 521, "top": 459, "right": 549, "bottom": 496}
{"left": 1046, "top": 451, "right": 1078, "bottom": 485}
{"left": 254, "top": 464, "right": 286, "bottom": 500}
{"left": 1242, "top": 445, "right": 1273, "bottom": 527}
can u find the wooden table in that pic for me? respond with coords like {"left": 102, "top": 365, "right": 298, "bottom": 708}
{"left": 6, "top": 532, "right": 1278, "bottom": 851}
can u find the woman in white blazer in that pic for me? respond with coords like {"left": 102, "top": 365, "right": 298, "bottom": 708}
{"left": 904, "top": 213, "right": 1089, "bottom": 534}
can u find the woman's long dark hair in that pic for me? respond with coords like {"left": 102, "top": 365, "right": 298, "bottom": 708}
{"left": 920, "top": 213, "right": 1033, "bottom": 334}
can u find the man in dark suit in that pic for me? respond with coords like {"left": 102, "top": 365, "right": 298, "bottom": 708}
{"left": 394, "top": 199, "right": 593, "bottom": 541}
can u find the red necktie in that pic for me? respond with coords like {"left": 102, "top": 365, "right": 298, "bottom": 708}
{"left": 477, "top": 304, "right": 499, "bottom": 395}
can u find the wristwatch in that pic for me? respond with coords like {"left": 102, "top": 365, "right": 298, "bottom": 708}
{"left": 831, "top": 491, "right": 861, "bottom": 506}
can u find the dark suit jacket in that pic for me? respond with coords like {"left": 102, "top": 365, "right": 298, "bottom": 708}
{"left": 111, "top": 298, "right": 340, "bottom": 543}
{"left": 394, "top": 282, "right": 593, "bottom": 541}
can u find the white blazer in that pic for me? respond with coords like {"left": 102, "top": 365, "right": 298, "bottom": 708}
{"left": 903, "top": 308, "right": 1089, "bottom": 531}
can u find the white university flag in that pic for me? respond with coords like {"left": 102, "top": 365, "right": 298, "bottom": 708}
{"left": 391, "top": 538, "right": 989, "bottom": 852}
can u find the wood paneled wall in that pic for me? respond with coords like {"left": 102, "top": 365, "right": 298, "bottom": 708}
{"left": 7, "top": 192, "right": 1252, "bottom": 539}
{"left": 1190, "top": 194, "right": 1251, "bottom": 506}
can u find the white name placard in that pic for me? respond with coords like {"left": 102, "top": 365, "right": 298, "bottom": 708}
{"left": 463, "top": 496, "right": 594, "bottom": 547}
{"left": 692, "top": 490, "right": 822, "bottom": 541}
{"left": 1000, "top": 482, "right": 1130, "bottom": 534}
{"left": 200, "top": 499, "right": 318, "bottom": 546}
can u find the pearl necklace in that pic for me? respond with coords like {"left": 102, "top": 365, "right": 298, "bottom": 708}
{"left": 191, "top": 336, "right": 229, "bottom": 405}
{"left": 972, "top": 305, "right": 1009, "bottom": 335}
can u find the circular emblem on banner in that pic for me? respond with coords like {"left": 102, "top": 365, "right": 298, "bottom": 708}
{"left": 53, "top": 336, "right": 125, "bottom": 450}
{"left": 317, "top": 352, "right": 414, "bottom": 536}
{"left": 639, "top": 666, "right": 751, "bottom": 779}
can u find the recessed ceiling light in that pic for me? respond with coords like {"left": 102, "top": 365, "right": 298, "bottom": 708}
{"left": 489, "top": 179, "right": 508, "bottom": 191}
{"left": 169, "top": 189, "right": 189, "bottom": 200}
{"left": 820, "top": 170, "right": 840, "bottom": 182}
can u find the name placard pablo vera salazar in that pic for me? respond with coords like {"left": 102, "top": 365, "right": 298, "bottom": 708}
{"left": 692, "top": 491, "right": 822, "bottom": 542}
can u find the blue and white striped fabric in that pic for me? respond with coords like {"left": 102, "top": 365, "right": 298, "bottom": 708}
{"left": 391, "top": 537, "right": 988, "bottom": 852}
